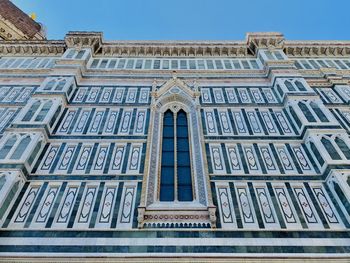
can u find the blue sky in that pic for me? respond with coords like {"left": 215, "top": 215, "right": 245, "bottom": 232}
{"left": 13, "top": 0, "right": 350, "bottom": 41}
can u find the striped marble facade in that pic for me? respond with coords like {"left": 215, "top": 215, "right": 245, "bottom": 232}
{"left": 0, "top": 32, "right": 349, "bottom": 261}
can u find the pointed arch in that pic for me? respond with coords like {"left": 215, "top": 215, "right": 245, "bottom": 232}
{"left": 335, "top": 137, "right": 350, "bottom": 160}
{"left": 0, "top": 135, "right": 17, "bottom": 159}
{"left": 10, "top": 136, "right": 31, "bottom": 159}
{"left": 44, "top": 79, "right": 56, "bottom": 90}
{"left": 55, "top": 79, "right": 66, "bottom": 91}
{"left": 298, "top": 101, "right": 316, "bottom": 122}
{"left": 295, "top": 80, "right": 307, "bottom": 91}
{"left": 35, "top": 100, "right": 53, "bottom": 122}
{"left": 310, "top": 101, "right": 329, "bottom": 122}
{"left": 284, "top": 80, "right": 296, "bottom": 91}
{"left": 22, "top": 101, "right": 40, "bottom": 121}
{"left": 321, "top": 137, "right": 341, "bottom": 160}
{"left": 309, "top": 141, "right": 325, "bottom": 166}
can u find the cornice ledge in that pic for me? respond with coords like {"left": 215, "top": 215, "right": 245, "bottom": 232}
{"left": 246, "top": 32, "right": 285, "bottom": 55}
{"left": 101, "top": 42, "right": 248, "bottom": 57}
{"left": 285, "top": 41, "right": 350, "bottom": 57}
{"left": 0, "top": 40, "right": 65, "bottom": 56}
{"left": 65, "top": 31, "right": 103, "bottom": 54}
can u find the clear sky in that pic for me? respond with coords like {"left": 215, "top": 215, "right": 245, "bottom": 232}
{"left": 12, "top": 0, "right": 350, "bottom": 41}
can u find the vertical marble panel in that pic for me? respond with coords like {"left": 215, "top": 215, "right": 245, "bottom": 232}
{"left": 104, "top": 110, "right": 118, "bottom": 134}
{"left": 238, "top": 89, "right": 251, "bottom": 103}
{"left": 88, "top": 110, "right": 104, "bottom": 133}
{"left": 54, "top": 186, "right": 79, "bottom": 226}
{"left": 13, "top": 185, "right": 40, "bottom": 226}
{"left": 99, "top": 88, "right": 113, "bottom": 103}
{"left": 126, "top": 144, "right": 142, "bottom": 173}
{"left": 125, "top": 88, "right": 137, "bottom": 103}
{"left": 118, "top": 109, "right": 133, "bottom": 134}
{"left": 311, "top": 184, "right": 342, "bottom": 227}
{"left": 226, "top": 145, "right": 242, "bottom": 173}
{"left": 274, "top": 186, "right": 299, "bottom": 228}
{"left": 276, "top": 146, "right": 294, "bottom": 172}
{"left": 243, "top": 146, "right": 260, "bottom": 172}
{"left": 275, "top": 111, "right": 293, "bottom": 134}
{"left": 225, "top": 88, "right": 238, "bottom": 103}
{"left": 200, "top": 88, "right": 212, "bottom": 103}
{"left": 293, "top": 186, "right": 319, "bottom": 226}
{"left": 40, "top": 145, "right": 60, "bottom": 171}
{"left": 73, "top": 110, "right": 90, "bottom": 133}
{"left": 57, "top": 146, "right": 76, "bottom": 171}
{"left": 75, "top": 145, "right": 92, "bottom": 171}
{"left": 113, "top": 88, "right": 125, "bottom": 103}
{"left": 134, "top": 109, "right": 147, "bottom": 135}
{"left": 34, "top": 185, "right": 59, "bottom": 225}
{"left": 262, "top": 88, "right": 277, "bottom": 103}
{"left": 73, "top": 87, "right": 88, "bottom": 103}
{"left": 232, "top": 111, "right": 247, "bottom": 134}
{"left": 110, "top": 145, "right": 126, "bottom": 173}
{"left": 261, "top": 111, "right": 277, "bottom": 134}
{"left": 210, "top": 144, "right": 224, "bottom": 173}
{"left": 92, "top": 145, "right": 109, "bottom": 172}
{"left": 138, "top": 88, "right": 150, "bottom": 103}
{"left": 95, "top": 185, "right": 118, "bottom": 228}
{"left": 218, "top": 110, "right": 232, "bottom": 135}
{"left": 58, "top": 110, "right": 76, "bottom": 133}
{"left": 216, "top": 184, "right": 236, "bottom": 228}
{"left": 247, "top": 111, "right": 262, "bottom": 134}
{"left": 251, "top": 88, "right": 264, "bottom": 103}
{"left": 76, "top": 186, "right": 98, "bottom": 227}
{"left": 204, "top": 110, "right": 217, "bottom": 134}
{"left": 213, "top": 88, "right": 225, "bottom": 103}
{"left": 117, "top": 183, "right": 137, "bottom": 229}
{"left": 86, "top": 87, "right": 100, "bottom": 103}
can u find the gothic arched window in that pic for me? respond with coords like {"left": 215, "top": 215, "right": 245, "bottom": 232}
{"left": 44, "top": 79, "right": 56, "bottom": 90}
{"left": 295, "top": 80, "right": 307, "bottom": 91}
{"left": 35, "top": 101, "right": 53, "bottom": 122}
{"left": 321, "top": 137, "right": 341, "bottom": 160}
{"left": 284, "top": 80, "right": 296, "bottom": 91}
{"left": 335, "top": 137, "right": 350, "bottom": 160}
{"left": 10, "top": 136, "right": 31, "bottom": 159}
{"left": 310, "top": 101, "right": 329, "bottom": 122}
{"left": 310, "top": 141, "right": 324, "bottom": 166}
{"left": 159, "top": 109, "right": 193, "bottom": 202}
{"left": 159, "top": 110, "right": 175, "bottom": 201}
{"left": 0, "top": 135, "right": 17, "bottom": 159}
{"left": 22, "top": 101, "right": 40, "bottom": 121}
{"left": 55, "top": 79, "right": 66, "bottom": 91}
{"left": 298, "top": 101, "right": 316, "bottom": 122}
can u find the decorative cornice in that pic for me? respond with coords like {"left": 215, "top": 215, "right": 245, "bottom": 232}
{"left": 246, "top": 32, "right": 285, "bottom": 55}
{"left": 100, "top": 41, "right": 248, "bottom": 57}
{"left": 0, "top": 40, "right": 65, "bottom": 56}
{"left": 0, "top": 31, "right": 350, "bottom": 58}
{"left": 284, "top": 42, "right": 350, "bottom": 57}
{"left": 65, "top": 31, "right": 103, "bottom": 53}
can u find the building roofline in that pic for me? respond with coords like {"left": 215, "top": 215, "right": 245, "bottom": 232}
{"left": 0, "top": 31, "right": 349, "bottom": 57}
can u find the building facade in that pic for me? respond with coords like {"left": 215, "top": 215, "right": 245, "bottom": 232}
{"left": 0, "top": 31, "right": 349, "bottom": 261}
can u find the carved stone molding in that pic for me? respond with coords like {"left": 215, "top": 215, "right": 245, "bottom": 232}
{"left": 64, "top": 31, "right": 103, "bottom": 54}
{"left": 246, "top": 32, "right": 285, "bottom": 55}
{"left": 285, "top": 42, "right": 350, "bottom": 57}
{"left": 0, "top": 41, "right": 65, "bottom": 56}
{"left": 1, "top": 31, "right": 350, "bottom": 58}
